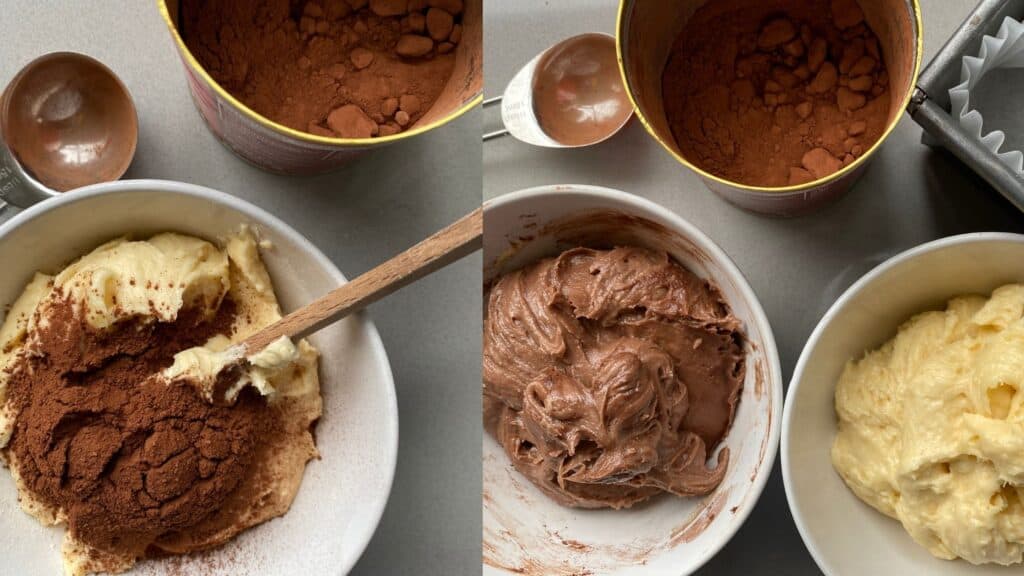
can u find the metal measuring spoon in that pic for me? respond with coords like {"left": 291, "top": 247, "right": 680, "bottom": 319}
{"left": 483, "top": 33, "right": 632, "bottom": 148}
{"left": 0, "top": 52, "right": 138, "bottom": 209}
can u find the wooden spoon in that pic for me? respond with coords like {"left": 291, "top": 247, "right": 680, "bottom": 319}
{"left": 238, "top": 207, "right": 482, "bottom": 359}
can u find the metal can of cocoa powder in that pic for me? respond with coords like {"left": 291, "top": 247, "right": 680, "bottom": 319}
{"left": 616, "top": 0, "right": 922, "bottom": 217}
{"left": 157, "top": 0, "right": 482, "bottom": 175}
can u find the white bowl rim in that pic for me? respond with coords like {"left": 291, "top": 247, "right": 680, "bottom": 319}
{"left": 483, "top": 183, "right": 784, "bottom": 574}
{"left": 0, "top": 178, "right": 399, "bottom": 576}
{"left": 781, "top": 231, "right": 1024, "bottom": 576}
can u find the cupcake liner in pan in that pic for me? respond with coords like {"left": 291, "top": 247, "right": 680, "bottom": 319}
{"left": 910, "top": 0, "right": 1024, "bottom": 212}
{"left": 949, "top": 15, "right": 1024, "bottom": 175}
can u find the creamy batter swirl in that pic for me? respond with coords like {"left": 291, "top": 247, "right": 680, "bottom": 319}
{"left": 483, "top": 246, "right": 745, "bottom": 509}
{"left": 833, "top": 284, "right": 1024, "bottom": 565}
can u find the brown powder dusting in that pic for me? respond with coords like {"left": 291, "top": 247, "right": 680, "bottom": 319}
{"left": 662, "top": 0, "right": 891, "bottom": 187}
{"left": 180, "top": 0, "right": 465, "bottom": 138}
{"left": 1, "top": 294, "right": 276, "bottom": 560}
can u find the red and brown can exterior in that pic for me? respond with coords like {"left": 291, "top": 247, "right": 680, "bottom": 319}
{"left": 157, "top": 0, "right": 483, "bottom": 175}
{"left": 616, "top": 0, "right": 923, "bottom": 217}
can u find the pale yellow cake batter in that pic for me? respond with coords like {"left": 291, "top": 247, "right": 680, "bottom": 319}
{"left": 833, "top": 284, "right": 1024, "bottom": 565}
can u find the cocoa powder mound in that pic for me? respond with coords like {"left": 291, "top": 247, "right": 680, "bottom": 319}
{"left": 1, "top": 294, "right": 276, "bottom": 559}
{"left": 180, "top": 0, "right": 465, "bottom": 138}
{"left": 662, "top": 0, "right": 892, "bottom": 187}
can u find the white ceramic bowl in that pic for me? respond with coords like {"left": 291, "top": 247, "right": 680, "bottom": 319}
{"left": 783, "top": 233, "right": 1024, "bottom": 576}
{"left": 481, "top": 185, "right": 782, "bottom": 576}
{"left": 0, "top": 180, "right": 398, "bottom": 576}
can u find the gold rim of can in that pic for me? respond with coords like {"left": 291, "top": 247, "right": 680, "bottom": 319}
{"left": 156, "top": 0, "right": 483, "bottom": 147}
{"left": 615, "top": 0, "right": 924, "bottom": 194}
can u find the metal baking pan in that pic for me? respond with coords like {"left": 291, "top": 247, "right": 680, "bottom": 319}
{"left": 909, "top": 0, "right": 1024, "bottom": 211}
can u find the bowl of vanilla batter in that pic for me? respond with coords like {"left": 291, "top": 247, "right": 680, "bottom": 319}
{"left": 784, "top": 232, "right": 1024, "bottom": 575}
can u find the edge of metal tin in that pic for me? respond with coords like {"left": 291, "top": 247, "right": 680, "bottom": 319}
{"left": 156, "top": 0, "right": 483, "bottom": 147}
{"left": 914, "top": 99, "right": 1024, "bottom": 211}
{"left": 614, "top": 0, "right": 925, "bottom": 195}
{"left": 910, "top": 0, "right": 1024, "bottom": 209}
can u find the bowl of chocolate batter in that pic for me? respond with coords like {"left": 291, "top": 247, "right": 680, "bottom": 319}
{"left": 481, "top": 185, "right": 781, "bottom": 575}
{"left": 617, "top": 0, "right": 922, "bottom": 216}
{"left": 0, "top": 180, "right": 398, "bottom": 575}
{"left": 158, "top": 0, "right": 482, "bottom": 174}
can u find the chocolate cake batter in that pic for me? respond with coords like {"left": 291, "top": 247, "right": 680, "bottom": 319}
{"left": 483, "top": 247, "right": 745, "bottom": 509}
{"left": 180, "top": 0, "right": 465, "bottom": 138}
{"left": 662, "top": 0, "right": 891, "bottom": 186}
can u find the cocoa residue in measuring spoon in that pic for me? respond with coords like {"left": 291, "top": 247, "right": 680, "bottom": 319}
{"left": 532, "top": 34, "right": 631, "bottom": 146}
{"left": 662, "top": 0, "right": 891, "bottom": 187}
{"left": 180, "top": 0, "right": 466, "bottom": 138}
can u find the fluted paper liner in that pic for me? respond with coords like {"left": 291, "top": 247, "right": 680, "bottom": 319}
{"left": 949, "top": 16, "right": 1024, "bottom": 175}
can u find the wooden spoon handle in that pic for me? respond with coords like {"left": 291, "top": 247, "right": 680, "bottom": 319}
{"left": 241, "top": 207, "right": 483, "bottom": 354}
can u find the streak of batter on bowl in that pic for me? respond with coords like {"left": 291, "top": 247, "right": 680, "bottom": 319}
{"left": 483, "top": 449, "right": 736, "bottom": 574}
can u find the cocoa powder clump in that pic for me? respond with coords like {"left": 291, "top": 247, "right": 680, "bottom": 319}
{"left": 662, "top": 0, "right": 892, "bottom": 187}
{"left": 180, "top": 0, "right": 466, "bottom": 138}
{"left": 2, "top": 295, "right": 274, "bottom": 558}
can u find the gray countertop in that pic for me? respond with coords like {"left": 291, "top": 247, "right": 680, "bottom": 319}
{"left": 485, "top": 0, "right": 1024, "bottom": 574}
{"left": 0, "top": 2, "right": 481, "bottom": 575}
